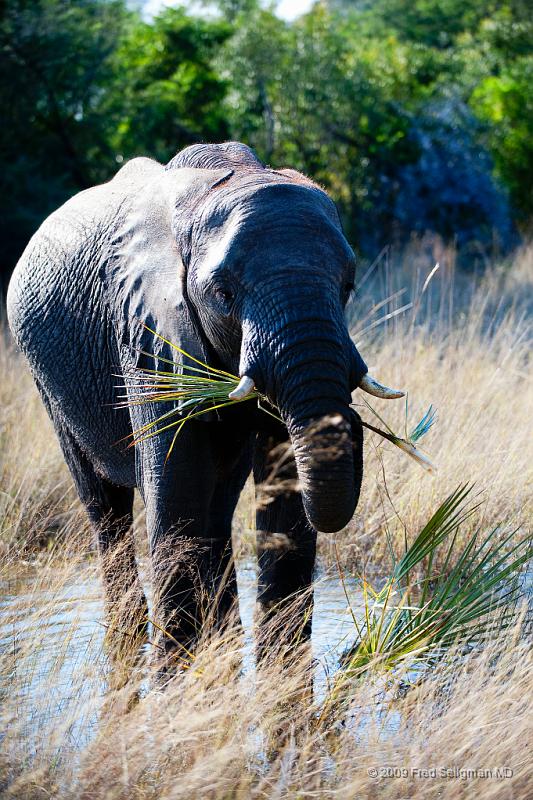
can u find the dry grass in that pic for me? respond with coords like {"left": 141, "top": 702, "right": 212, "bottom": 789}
{"left": 332, "top": 244, "right": 533, "bottom": 570}
{"left": 0, "top": 545, "right": 530, "bottom": 800}
{"left": 0, "top": 244, "right": 531, "bottom": 798}
{"left": 0, "top": 327, "right": 86, "bottom": 554}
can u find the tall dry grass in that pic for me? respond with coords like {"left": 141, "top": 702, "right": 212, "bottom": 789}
{"left": 0, "top": 327, "right": 87, "bottom": 554}
{"left": 0, "top": 244, "right": 531, "bottom": 799}
{"left": 0, "top": 546, "right": 530, "bottom": 800}
{"left": 332, "top": 244, "right": 533, "bottom": 570}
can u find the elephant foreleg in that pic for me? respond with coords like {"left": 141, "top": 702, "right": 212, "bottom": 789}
{"left": 139, "top": 420, "right": 218, "bottom": 665}
{"left": 137, "top": 416, "right": 256, "bottom": 670}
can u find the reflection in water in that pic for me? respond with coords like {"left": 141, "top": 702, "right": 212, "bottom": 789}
{"left": 0, "top": 561, "right": 361, "bottom": 755}
{"left": 237, "top": 562, "right": 361, "bottom": 702}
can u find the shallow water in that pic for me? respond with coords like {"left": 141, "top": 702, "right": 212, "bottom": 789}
{"left": 5, "top": 559, "right": 526, "bottom": 765}
{"left": 0, "top": 559, "right": 362, "bottom": 755}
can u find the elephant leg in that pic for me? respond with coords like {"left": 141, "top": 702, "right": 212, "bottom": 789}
{"left": 139, "top": 421, "right": 218, "bottom": 664}
{"left": 139, "top": 420, "right": 253, "bottom": 667}
{"left": 253, "top": 429, "right": 317, "bottom": 660}
{"left": 203, "top": 450, "right": 254, "bottom": 632}
{"left": 51, "top": 421, "right": 147, "bottom": 669}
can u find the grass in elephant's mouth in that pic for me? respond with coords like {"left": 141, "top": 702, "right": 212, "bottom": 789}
{"left": 115, "top": 325, "right": 280, "bottom": 462}
{"left": 115, "top": 324, "right": 437, "bottom": 471}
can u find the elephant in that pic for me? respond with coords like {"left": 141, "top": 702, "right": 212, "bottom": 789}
{"left": 7, "top": 141, "right": 402, "bottom": 663}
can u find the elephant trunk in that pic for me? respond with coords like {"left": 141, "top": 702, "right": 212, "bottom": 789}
{"left": 279, "top": 354, "right": 359, "bottom": 534}
{"left": 241, "top": 299, "right": 365, "bottom": 533}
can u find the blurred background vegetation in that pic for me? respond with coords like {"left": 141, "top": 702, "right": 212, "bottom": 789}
{"left": 1, "top": 0, "right": 531, "bottom": 293}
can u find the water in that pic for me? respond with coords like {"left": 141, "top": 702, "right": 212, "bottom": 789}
{"left": 7, "top": 558, "right": 525, "bottom": 770}
{"left": 237, "top": 561, "right": 362, "bottom": 700}
{"left": 0, "top": 568, "right": 107, "bottom": 755}
{"left": 0, "top": 559, "right": 362, "bottom": 755}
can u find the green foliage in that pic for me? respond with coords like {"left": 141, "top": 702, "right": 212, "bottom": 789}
{"left": 360, "top": 0, "right": 500, "bottom": 48}
{"left": 217, "top": 4, "right": 429, "bottom": 241}
{"left": 1, "top": 0, "right": 531, "bottom": 286}
{"left": 326, "top": 485, "right": 531, "bottom": 705}
{"left": 215, "top": 1, "right": 526, "bottom": 248}
{"left": 0, "top": 0, "right": 129, "bottom": 282}
{"left": 471, "top": 56, "right": 533, "bottom": 214}
{"left": 105, "top": 7, "right": 231, "bottom": 163}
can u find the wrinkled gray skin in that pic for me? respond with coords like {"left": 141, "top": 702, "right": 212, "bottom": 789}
{"left": 7, "top": 142, "right": 367, "bottom": 658}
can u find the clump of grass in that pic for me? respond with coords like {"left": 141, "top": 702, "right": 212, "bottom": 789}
{"left": 1, "top": 545, "right": 530, "bottom": 799}
{"left": 340, "top": 243, "right": 533, "bottom": 569}
{"left": 356, "top": 397, "right": 437, "bottom": 473}
{"left": 118, "top": 324, "right": 437, "bottom": 471}
{"left": 327, "top": 484, "right": 531, "bottom": 710}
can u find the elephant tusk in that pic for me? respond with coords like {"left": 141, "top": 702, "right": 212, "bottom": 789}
{"left": 229, "top": 375, "right": 255, "bottom": 400}
{"left": 359, "top": 373, "right": 405, "bottom": 400}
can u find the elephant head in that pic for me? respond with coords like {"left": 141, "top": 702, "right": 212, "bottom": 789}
{"left": 109, "top": 142, "right": 403, "bottom": 533}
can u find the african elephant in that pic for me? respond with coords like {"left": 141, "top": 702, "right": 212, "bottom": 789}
{"left": 7, "top": 142, "right": 402, "bottom": 661}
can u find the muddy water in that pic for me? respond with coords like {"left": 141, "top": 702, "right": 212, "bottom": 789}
{"left": 0, "top": 560, "right": 362, "bottom": 753}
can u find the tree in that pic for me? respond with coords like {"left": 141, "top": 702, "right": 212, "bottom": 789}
{"left": 0, "top": 0, "right": 129, "bottom": 288}
{"left": 1, "top": 0, "right": 530, "bottom": 286}
{"left": 105, "top": 7, "right": 231, "bottom": 164}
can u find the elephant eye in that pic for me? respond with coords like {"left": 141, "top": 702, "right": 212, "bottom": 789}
{"left": 213, "top": 286, "right": 235, "bottom": 308}
{"left": 216, "top": 288, "right": 232, "bottom": 301}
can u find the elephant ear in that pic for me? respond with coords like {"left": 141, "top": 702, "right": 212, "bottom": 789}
{"left": 102, "top": 163, "right": 232, "bottom": 379}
